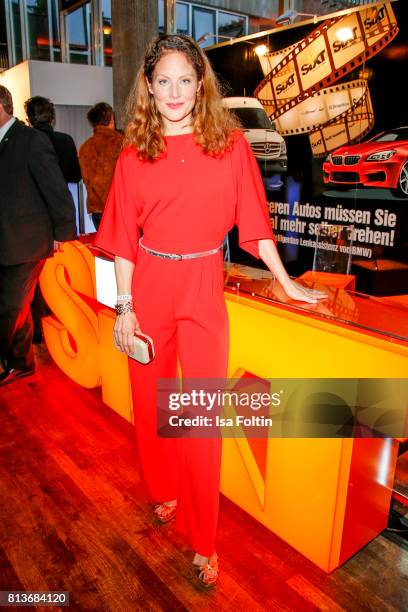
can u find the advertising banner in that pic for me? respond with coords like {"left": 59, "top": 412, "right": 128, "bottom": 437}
{"left": 207, "top": 1, "right": 408, "bottom": 295}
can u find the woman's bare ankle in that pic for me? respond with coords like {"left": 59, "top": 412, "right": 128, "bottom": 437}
{"left": 193, "top": 552, "right": 218, "bottom": 566}
{"left": 193, "top": 553, "right": 207, "bottom": 566}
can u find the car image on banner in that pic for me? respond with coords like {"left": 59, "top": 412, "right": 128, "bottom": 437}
{"left": 323, "top": 127, "right": 408, "bottom": 198}
{"left": 223, "top": 97, "right": 287, "bottom": 179}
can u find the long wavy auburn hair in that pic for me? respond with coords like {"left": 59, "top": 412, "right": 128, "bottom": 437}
{"left": 124, "top": 34, "right": 240, "bottom": 161}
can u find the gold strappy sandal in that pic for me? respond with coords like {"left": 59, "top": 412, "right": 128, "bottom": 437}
{"left": 153, "top": 502, "right": 177, "bottom": 523}
{"left": 194, "top": 556, "right": 219, "bottom": 589}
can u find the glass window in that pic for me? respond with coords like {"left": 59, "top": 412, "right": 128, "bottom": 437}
{"left": 156, "top": 2, "right": 247, "bottom": 45}
{"left": 192, "top": 6, "right": 215, "bottom": 47}
{"left": 49, "top": 0, "right": 61, "bottom": 62}
{"left": 159, "top": 1, "right": 187, "bottom": 35}
{"left": 158, "top": 0, "right": 164, "bottom": 33}
{"left": 176, "top": 2, "right": 189, "bottom": 35}
{"left": 67, "top": 1, "right": 92, "bottom": 65}
{"left": 0, "top": 45, "right": 7, "bottom": 72}
{"left": 102, "top": 0, "right": 112, "bottom": 66}
{"left": 218, "top": 11, "right": 246, "bottom": 41}
{"left": 373, "top": 128, "right": 408, "bottom": 142}
{"left": 0, "top": 2, "right": 8, "bottom": 68}
{"left": 10, "top": 0, "right": 23, "bottom": 63}
{"left": 26, "top": 0, "right": 50, "bottom": 61}
{"left": 230, "top": 107, "right": 272, "bottom": 130}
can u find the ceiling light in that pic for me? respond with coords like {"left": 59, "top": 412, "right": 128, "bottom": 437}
{"left": 255, "top": 44, "right": 269, "bottom": 57}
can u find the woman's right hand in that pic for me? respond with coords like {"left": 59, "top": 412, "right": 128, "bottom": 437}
{"left": 114, "top": 311, "right": 141, "bottom": 355}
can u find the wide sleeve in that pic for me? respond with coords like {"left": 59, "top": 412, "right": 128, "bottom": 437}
{"left": 93, "top": 148, "right": 140, "bottom": 263}
{"left": 233, "top": 132, "right": 276, "bottom": 259}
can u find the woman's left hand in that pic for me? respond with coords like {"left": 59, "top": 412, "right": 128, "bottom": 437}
{"left": 282, "top": 279, "right": 328, "bottom": 304}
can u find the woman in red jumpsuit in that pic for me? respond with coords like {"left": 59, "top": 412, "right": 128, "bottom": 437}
{"left": 95, "top": 34, "right": 325, "bottom": 588}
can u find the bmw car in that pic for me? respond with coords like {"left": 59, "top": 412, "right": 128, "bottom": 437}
{"left": 323, "top": 127, "right": 408, "bottom": 197}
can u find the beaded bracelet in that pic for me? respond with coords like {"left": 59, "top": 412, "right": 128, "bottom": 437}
{"left": 115, "top": 302, "right": 134, "bottom": 315}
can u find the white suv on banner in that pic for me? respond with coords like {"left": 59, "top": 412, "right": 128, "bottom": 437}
{"left": 223, "top": 97, "right": 287, "bottom": 177}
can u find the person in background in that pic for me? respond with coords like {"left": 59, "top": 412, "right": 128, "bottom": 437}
{"left": 79, "top": 102, "right": 123, "bottom": 230}
{"left": 24, "top": 96, "right": 81, "bottom": 184}
{"left": 0, "top": 85, "right": 76, "bottom": 387}
{"left": 25, "top": 96, "right": 81, "bottom": 344}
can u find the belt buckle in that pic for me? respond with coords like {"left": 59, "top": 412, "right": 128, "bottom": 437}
{"left": 172, "top": 253, "right": 183, "bottom": 261}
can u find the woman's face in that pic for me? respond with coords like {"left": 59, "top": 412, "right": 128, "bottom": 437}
{"left": 148, "top": 51, "right": 201, "bottom": 135}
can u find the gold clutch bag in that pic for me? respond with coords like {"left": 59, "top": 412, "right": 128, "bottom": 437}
{"left": 114, "top": 332, "right": 155, "bottom": 364}
{"left": 128, "top": 332, "right": 155, "bottom": 364}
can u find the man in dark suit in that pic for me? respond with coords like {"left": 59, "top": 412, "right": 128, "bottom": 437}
{"left": 0, "top": 85, "right": 77, "bottom": 386}
{"left": 25, "top": 95, "right": 82, "bottom": 344}
{"left": 24, "top": 96, "right": 82, "bottom": 184}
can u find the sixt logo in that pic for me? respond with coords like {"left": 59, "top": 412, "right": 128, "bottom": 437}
{"left": 352, "top": 96, "right": 364, "bottom": 109}
{"left": 364, "top": 6, "right": 386, "bottom": 29}
{"left": 333, "top": 27, "right": 359, "bottom": 53}
{"left": 301, "top": 50, "right": 326, "bottom": 76}
{"left": 275, "top": 73, "right": 295, "bottom": 95}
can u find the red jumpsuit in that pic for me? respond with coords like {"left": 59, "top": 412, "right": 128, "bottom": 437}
{"left": 95, "top": 131, "right": 274, "bottom": 556}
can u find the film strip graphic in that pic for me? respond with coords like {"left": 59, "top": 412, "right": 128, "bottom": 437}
{"left": 255, "top": 3, "right": 398, "bottom": 120}
{"left": 309, "top": 81, "right": 374, "bottom": 156}
{"left": 257, "top": 43, "right": 298, "bottom": 76}
{"left": 254, "top": 3, "right": 398, "bottom": 156}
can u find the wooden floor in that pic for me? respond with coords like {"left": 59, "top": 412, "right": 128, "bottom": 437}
{"left": 0, "top": 346, "right": 407, "bottom": 612}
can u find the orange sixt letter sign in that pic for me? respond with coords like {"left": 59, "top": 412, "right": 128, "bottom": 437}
{"left": 39, "top": 241, "right": 133, "bottom": 421}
